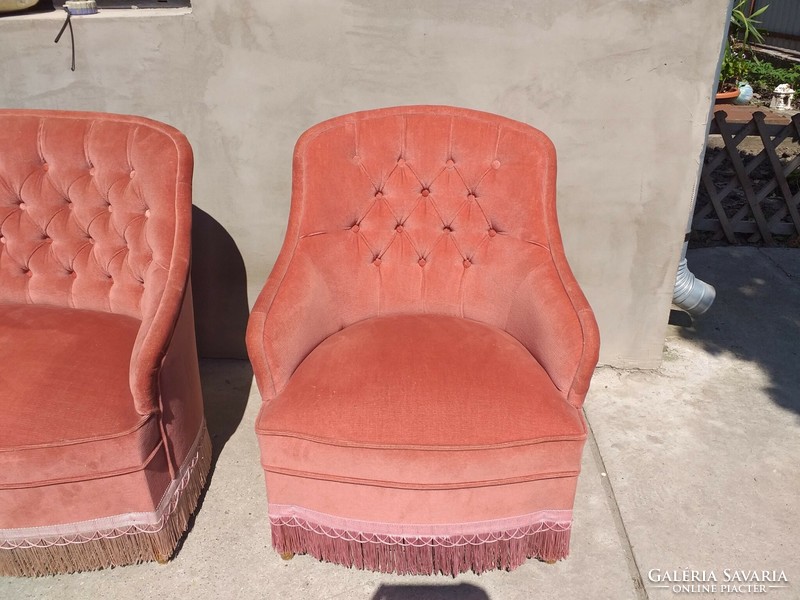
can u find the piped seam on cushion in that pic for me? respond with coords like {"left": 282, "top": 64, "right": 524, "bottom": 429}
{"left": 256, "top": 430, "right": 587, "bottom": 451}
{"left": 262, "top": 465, "right": 580, "bottom": 490}
{"left": 0, "top": 422, "right": 207, "bottom": 546}
{"left": 0, "top": 438, "right": 165, "bottom": 490}
{"left": 0, "top": 413, "right": 154, "bottom": 453}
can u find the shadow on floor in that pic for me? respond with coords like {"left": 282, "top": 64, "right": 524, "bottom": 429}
{"left": 191, "top": 206, "right": 250, "bottom": 360}
{"left": 172, "top": 358, "right": 252, "bottom": 558}
{"left": 371, "top": 583, "right": 490, "bottom": 600}
{"left": 199, "top": 358, "right": 253, "bottom": 465}
{"left": 675, "top": 247, "right": 800, "bottom": 416}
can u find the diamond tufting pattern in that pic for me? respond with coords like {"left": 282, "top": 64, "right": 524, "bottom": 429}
{"left": 0, "top": 113, "right": 182, "bottom": 318}
{"left": 250, "top": 106, "right": 599, "bottom": 408}
{"left": 0, "top": 111, "right": 208, "bottom": 576}
{"left": 0, "top": 109, "right": 195, "bottom": 417}
{"left": 246, "top": 106, "right": 602, "bottom": 575}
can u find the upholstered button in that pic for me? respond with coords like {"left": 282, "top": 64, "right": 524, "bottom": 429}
{"left": 88, "top": 237, "right": 95, "bottom": 244}
{"left": 488, "top": 228, "right": 497, "bottom": 237}
{"left": 351, "top": 224, "right": 360, "bottom": 233}
{"left": 129, "top": 170, "right": 136, "bottom": 179}
{"left": 467, "top": 193, "right": 476, "bottom": 201}
{"left": 492, "top": 159, "right": 501, "bottom": 169}
{"left": 373, "top": 257, "right": 382, "bottom": 266}
{"left": 446, "top": 159, "right": 455, "bottom": 167}
{"left": 443, "top": 226, "right": 451, "bottom": 233}
{"left": 0, "top": 236, "right": 5, "bottom": 244}
{"left": 421, "top": 188, "right": 430, "bottom": 197}
{"left": 395, "top": 224, "right": 403, "bottom": 233}
{"left": 418, "top": 258, "right": 426, "bottom": 267}
{"left": 144, "top": 209, "right": 151, "bottom": 218}
{"left": 108, "top": 204, "right": 113, "bottom": 213}
{"left": 463, "top": 259, "right": 472, "bottom": 268}
{"left": 89, "top": 168, "right": 96, "bottom": 176}
{"left": 353, "top": 155, "right": 360, "bottom": 162}
{"left": 18, "top": 202, "right": 26, "bottom": 210}
{"left": 42, "top": 163, "right": 49, "bottom": 172}
{"left": 375, "top": 191, "right": 383, "bottom": 198}
{"left": 397, "top": 158, "right": 406, "bottom": 166}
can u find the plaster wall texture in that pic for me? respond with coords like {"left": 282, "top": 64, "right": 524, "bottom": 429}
{"left": 0, "top": 0, "right": 730, "bottom": 367}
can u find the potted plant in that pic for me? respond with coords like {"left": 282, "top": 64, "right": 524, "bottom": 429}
{"left": 717, "top": 0, "right": 769, "bottom": 102}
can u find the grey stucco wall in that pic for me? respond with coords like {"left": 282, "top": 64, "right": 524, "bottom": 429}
{"left": 0, "top": 0, "right": 730, "bottom": 367}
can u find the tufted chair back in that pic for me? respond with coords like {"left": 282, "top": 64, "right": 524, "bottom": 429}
{"left": 258, "top": 106, "right": 597, "bottom": 406}
{"left": 0, "top": 110, "right": 192, "bottom": 321}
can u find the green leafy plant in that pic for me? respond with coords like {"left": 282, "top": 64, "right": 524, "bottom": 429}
{"left": 745, "top": 60, "right": 800, "bottom": 96}
{"left": 719, "top": 0, "right": 769, "bottom": 91}
{"left": 720, "top": 46, "right": 750, "bottom": 91}
{"left": 730, "top": 0, "right": 768, "bottom": 46}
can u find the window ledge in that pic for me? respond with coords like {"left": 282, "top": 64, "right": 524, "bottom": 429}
{"left": 1, "top": 6, "right": 191, "bottom": 20}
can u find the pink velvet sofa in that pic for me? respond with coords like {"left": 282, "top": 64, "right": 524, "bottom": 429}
{"left": 0, "top": 110, "right": 210, "bottom": 576}
{"left": 246, "top": 106, "right": 600, "bottom": 575}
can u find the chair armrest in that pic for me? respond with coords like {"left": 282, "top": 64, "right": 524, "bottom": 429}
{"left": 246, "top": 249, "right": 338, "bottom": 402}
{"left": 505, "top": 252, "right": 600, "bottom": 410}
{"left": 548, "top": 221, "right": 600, "bottom": 409}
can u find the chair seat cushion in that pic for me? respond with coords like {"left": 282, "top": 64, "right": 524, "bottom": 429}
{"left": 257, "top": 314, "right": 586, "bottom": 489}
{"left": 0, "top": 303, "right": 159, "bottom": 491}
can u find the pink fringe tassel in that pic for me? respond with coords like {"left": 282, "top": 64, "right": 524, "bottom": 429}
{"left": 271, "top": 520, "right": 571, "bottom": 576}
{"left": 0, "top": 427, "right": 212, "bottom": 577}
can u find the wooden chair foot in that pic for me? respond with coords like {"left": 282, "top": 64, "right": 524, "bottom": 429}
{"left": 155, "top": 554, "right": 170, "bottom": 565}
{"left": 544, "top": 558, "right": 557, "bottom": 565}
{"left": 280, "top": 551, "right": 295, "bottom": 561}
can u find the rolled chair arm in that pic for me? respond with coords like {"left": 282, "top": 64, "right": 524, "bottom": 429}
{"left": 246, "top": 250, "right": 338, "bottom": 402}
{"left": 129, "top": 177, "right": 194, "bottom": 416}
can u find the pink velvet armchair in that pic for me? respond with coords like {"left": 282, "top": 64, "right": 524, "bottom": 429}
{"left": 246, "top": 106, "right": 600, "bottom": 576}
{"left": 0, "top": 110, "right": 209, "bottom": 576}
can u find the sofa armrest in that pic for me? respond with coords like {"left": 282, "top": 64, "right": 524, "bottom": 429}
{"left": 128, "top": 177, "right": 194, "bottom": 416}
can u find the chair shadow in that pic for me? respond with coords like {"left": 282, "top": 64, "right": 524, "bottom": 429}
{"left": 371, "top": 583, "right": 490, "bottom": 600}
{"left": 200, "top": 358, "right": 253, "bottom": 465}
{"left": 674, "top": 247, "right": 800, "bottom": 416}
{"left": 191, "top": 205, "right": 250, "bottom": 360}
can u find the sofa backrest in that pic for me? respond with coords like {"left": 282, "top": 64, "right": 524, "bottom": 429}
{"left": 287, "top": 106, "right": 588, "bottom": 392}
{"left": 0, "top": 110, "right": 192, "bottom": 320}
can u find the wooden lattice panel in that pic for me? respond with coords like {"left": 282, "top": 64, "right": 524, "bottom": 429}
{"left": 694, "top": 109, "right": 800, "bottom": 244}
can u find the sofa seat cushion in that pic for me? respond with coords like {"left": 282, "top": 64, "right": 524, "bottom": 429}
{"left": 0, "top": 303, "right": 159, "bottom": 490}
{"left": 257, "top": 314, "right": 586, "bottom": 489}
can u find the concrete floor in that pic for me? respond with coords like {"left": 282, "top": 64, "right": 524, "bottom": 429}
{"left": 2, "top": 247, "right": 798, "bottom": 600}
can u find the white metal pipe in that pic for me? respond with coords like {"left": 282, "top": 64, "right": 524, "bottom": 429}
{"left": 673, "top": 241, "right": 716, "bottom": 315}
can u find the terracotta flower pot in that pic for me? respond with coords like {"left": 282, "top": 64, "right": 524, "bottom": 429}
{"left": 716, "top": 89, "right": 741, "bottom": 104}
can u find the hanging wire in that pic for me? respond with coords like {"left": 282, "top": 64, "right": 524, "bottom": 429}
{"left": 54, "top": 9, "right": 76, "bottom": 72}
